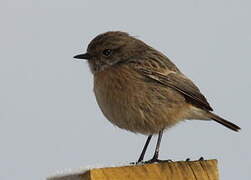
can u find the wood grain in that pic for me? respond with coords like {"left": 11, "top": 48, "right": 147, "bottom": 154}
{"left": 48, "top": 159, "right": 219, "bottom": 180}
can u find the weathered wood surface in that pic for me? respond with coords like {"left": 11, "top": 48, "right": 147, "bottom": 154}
{"left": 48, "top": 159, "right": 219, "bottom": 180}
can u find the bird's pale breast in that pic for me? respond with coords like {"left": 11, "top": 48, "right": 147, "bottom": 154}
{"left": 93, "top": 64, "right": 190, "bottom": 134}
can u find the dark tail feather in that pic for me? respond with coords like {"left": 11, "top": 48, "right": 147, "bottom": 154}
{"left": 208, "top": 112, "right": 241, "bottom": 132}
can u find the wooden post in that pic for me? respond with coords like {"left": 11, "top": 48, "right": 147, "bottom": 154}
{"left": 48, "top": 159, "right": 219, "bottom": 180}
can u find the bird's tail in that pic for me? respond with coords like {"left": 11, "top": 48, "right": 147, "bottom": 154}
{"left": 207, "top": 112, "right": 241, "bottom": 132}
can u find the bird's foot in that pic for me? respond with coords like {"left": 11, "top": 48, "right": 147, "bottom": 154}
{"left": 143, "top": 158, "right": 173, "bottom": 164}
{"left": 131, "top": 158, "right": 173, "bottom": 165}
{"left": 186, "top": 157, "right": 204, "bottom": 161}
{"left": 130, "top": 160, "right": 146, "bottom": 165}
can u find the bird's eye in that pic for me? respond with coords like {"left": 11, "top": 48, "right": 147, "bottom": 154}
{"left": 102, "top": 49, "right": 112, "bottom": 56}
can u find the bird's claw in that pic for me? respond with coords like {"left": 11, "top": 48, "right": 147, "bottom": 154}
{"left": 198, "top": 157, "right": 204, "bottom": 161}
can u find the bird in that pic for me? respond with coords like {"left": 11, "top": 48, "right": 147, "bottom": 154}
{"left": 74, "top": 31, "right": 240, "bottom": 163}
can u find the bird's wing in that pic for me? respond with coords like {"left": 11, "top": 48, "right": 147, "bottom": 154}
{"left": 135, "top": 67, "right": 213, "bottom": 111}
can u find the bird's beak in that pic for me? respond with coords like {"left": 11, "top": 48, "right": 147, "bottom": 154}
{"left": 73, "top": 52, "right": 92, "bottom": 60}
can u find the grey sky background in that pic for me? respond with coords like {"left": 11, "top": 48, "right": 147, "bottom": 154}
{"left": 0, "top": 0, "right": 250, "bottom": 180}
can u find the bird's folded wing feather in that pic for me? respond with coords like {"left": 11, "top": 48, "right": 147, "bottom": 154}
{"left": 135, "top": 67, "right": 213, "bottom": 111}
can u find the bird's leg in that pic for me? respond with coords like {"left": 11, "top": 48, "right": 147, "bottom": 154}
{"left": 144, "top": 130, "right": 168, "bottom": 164}
{"left": 137, "top": 135, "right": 152, "bottom": 163}
{"left": 151, "top": 130, "right": 163, "bottom": 162}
